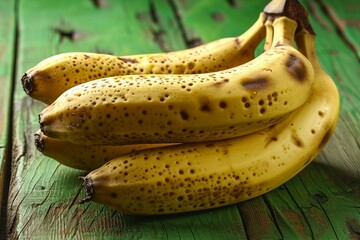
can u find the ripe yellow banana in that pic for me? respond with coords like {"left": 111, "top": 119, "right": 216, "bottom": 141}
{"left": 34, "top": 130, "right": 176, "bottom": 170}
{"left": 39, "top": 16, "right": 314, "bottom": 146}
{"left": 21, "top": 13, "right": 267, "bottom": 105}
{"left": 79, "top": 17, "right": 340, "bottom": 215}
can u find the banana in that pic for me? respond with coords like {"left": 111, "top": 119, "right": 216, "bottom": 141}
{"left": 38, "top": 16, "right": 314, "bottom": 146}
{"left": 34, "top": 130, "right": 176, "bottom": 170}
{"left": 21, "top": 13, "right": 267, "bottom": 105}
{"left": 78, "top": 16, "right": 339, "bottom": 215}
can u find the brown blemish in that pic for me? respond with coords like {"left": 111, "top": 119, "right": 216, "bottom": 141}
{"left": 235, "top": 38, "right": 242, "bottom": 46}
{"left": 286, "top": 54, "right": 306, "bottom": 81}
{"left": 187, "top": 62, "right": 195, "bottom": 70}
{"left": 291, "top": 131, "right": 304, "bottom": 148}
{"left": 242, "top": 77, "right": 269, "bottom": 91}
{"left": 200, "top": 104, "right": 211, "bottom": 112}
{"left": 318, "top": 110, "right": 325, "bottom": 117}
{"left": 180, "top": 110, "right": 189, "bottom": 120}
{"left": 275, "top": 41, "right": 285, "bottom": 47}
{"left": 212, "top": 79, "right": 230, "bottom": 87}
{"left": 118, "top": 57, "right": 138, "bottom": 64}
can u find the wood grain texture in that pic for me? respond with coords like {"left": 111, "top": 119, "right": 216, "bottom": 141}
{"left": 0, "top": 0, "right": 16, "bottom": 231}
{"left": 3, "top": 0, "right": 360, "bottom": 239}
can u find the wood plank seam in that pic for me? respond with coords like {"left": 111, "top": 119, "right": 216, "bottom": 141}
{"left": 167, "top": 0, "right": 204, "bottom": 48}
{"left": 283, "top": 184, "right": 315, "bottom": 238}
{"left": 235, "top": 205, "right": 251, "bottom": 239}
{"left": 0, "top": 0, "right": 20, "bottom": 238}
{"left": 148, "top": 1, "right": 171, "bottom": 52}
{"left": 297, "top": 174, "right": 340, "bottom": 238}
{"left": 316, "top": 0, "right": 360, "bottom": 62}
{"left": 262, "top": 195, "right": 285, "bottom": 239}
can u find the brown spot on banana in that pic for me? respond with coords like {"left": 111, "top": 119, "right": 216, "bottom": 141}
{"left": 286, "top": 54, "right": 306, "bottom": 81}
{"left": 291, "top": 130, "right": 304, "bottom": 148}
{"left": 235, "top": 38, "right": 242, "bottom": 46}
{"left": 118, "top": 57, "right": 138, "bottom": 64}
{"left": 212, "top": 78, "right": 230, "bottom": 87}
{"left": 241, "top": 77, "right": 269, "bottom": 91}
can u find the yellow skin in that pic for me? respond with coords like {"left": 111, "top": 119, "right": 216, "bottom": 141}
{"left": 34, "top": 130, "right": 176, "bottom": 170}
{"left": 22, "top": 13, "right": 267, "bottom": 105}
{"left": 39, "top": 18, "right": 314, "bottom": 146}
{"left": 80, "top": 17, "right": 340, "bottom": 215}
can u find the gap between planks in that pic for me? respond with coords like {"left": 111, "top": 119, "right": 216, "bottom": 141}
{"left": 316, "top": 0, "right": 360, "bottom": 62}
{"left": 0, "top": 0, "right": 20, "bottom": 238}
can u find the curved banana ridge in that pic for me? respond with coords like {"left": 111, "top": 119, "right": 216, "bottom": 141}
{"left": 79, "top": 18, "right": 340, "bottom": 215}
{"left": 34, "top": 130, "right": 176, "bottom": 170}
{"left": 39, "top": 17, "right": 314, "bottom": 146}
{"left": 21, "top": 13, "right": 266, "bottom": 105}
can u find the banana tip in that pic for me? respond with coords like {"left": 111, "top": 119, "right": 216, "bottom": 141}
{"left": 21, "top": 72, "right": 34, "bottom": 95}
{"left": 79, "top": 176, "right": 94, "bottom": 204}
{"left": 34, "top": 131, "right": 44, "bottom": 152}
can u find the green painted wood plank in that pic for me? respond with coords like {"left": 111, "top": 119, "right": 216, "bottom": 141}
{"left": 319, "top": 0, "right": 360, "bottom": 59}
{"left": 0, "top": 0, "right": 16, "bottom": 231}
{"left": 0, "top": 0, "right": 16, "bottom": 159}
{"left": 172, "top": 0, "right": 270, "bottom": 43}
{"left": 6, "top": 0, "right": 360, "bottom": 239}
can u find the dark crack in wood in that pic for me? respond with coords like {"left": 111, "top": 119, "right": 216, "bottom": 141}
{"left": 306, "top": 1, "right": 332, "bottom": 31}
{"left": 283, "top": 184, "right": 315, "bottom": 238}
{"left": 149, "top": 1, "right": 170, "bottom": 52}
{"left": 53, "top": 27, "right": 77, "bottom": 42}
{"left": 91, "top": 0, "right": 108, "bottom": 8}
{"left": 0, "top": 0, "right": 19, "bottom": 237}
{"left": 317, "top": 0, "right": 360, "bottom": 62}
{"left": 227, "top": 0, "right": 242, "bottom": 8}
{"left": 236, "top": 205, "right": 250, "bottom": 240}
{"left": 150, "top": 1, "right": 160, "bottom": 23}
{"left": 263, "top": 195, "right": 285, "bottom": 239}
{"left": 167, "top": 0, "right": 204, "bottom": 48}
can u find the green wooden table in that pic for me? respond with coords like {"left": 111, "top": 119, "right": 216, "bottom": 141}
{"left": 1, "top": 0, "right": 359, "bottom": 239}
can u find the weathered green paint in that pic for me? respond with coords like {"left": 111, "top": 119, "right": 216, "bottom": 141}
{"left": 0, "top": 0, "right": 359, "bottom": 239}
{"left": 0, "top": 0, "right": 16, "bottom": 225}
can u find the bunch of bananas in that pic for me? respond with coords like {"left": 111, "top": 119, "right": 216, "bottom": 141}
{"left": 22, "top": 0, "right": 340, "bottom": 215}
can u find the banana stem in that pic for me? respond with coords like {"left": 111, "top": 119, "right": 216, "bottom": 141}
{"left": 271, "top": 17, "right": 297, "bottom": 48}
{"left": 295, "top": 29, "right": 321, "bottom": 70}
{"left": 264, "top": 19, "right": 274, "bottom": 51}
{"left": 79, "top": 176, "right": 94, "bottom": 204}
{"left": 264, "top": 0, "right": 315, "bottom": 35}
